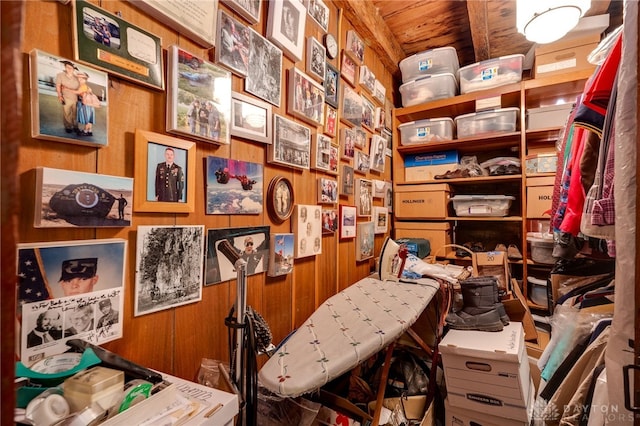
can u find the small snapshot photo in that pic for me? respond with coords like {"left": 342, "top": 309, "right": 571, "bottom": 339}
{"left": 340, "top": 127, "right": 355, "bottom": 161}
{"left": 324, "top": 63, "right": 339, "bottom": 108}
{"left": 324, "top": 105, "right": 337, "bottom": 137}
{"left": 359, "top": 65, "right": 375, "bottom": 94}
{"left": 341, "top": 84, "right": 362, "bottom": 127}
{"left": 356, "top": 178, "right": 373, "bottom": 217}
{"left": 353, "top": 127, "right": 367, "bottom": 150}
{"left": 318, "top": 177, "right": 338, "bottom": 204}
{"left": 312, "top": 133, "right": 338, "bottom": 174}
{"left": 381, "top": 127, "right": 393, "bottom": 157}
{"left": 361, "top": 94, "right": 375, "bottom": 131}
{"left": 306, "top": 0, "right": 329, "bottom": 31}
{"left": 246, "top": 30, "right": 283, "bottom": 107}
{"left": 230, "top": 91, "right": 272, "bottom": 144}
{"left": 339, "top": 204, "right": 357, "bottom": 239}
{"left": 373, "top": 179, "right": 387, "bottom": 199}
{"left": 268, "top": 233, "right": 294, "bottom": 277}
{"left": 288, "top": 67, "right": 325, "bottom": 126}
{"left": 373, "top": 206, "right": 389, "bottom": 234}
{"left": 340, "top": 51, "right": 357, "bottom": 87}
{"left": 34, "top": 167, "right": 133, "bottom": 228}
{"left": 205, "top": 156, "right": 264, "bottom": 214}
{"left": 322, "top": 209, "right": 338, "bottom": 235}
{"left": 134, "top": 226, "right": 205, "bottom": 316}
{"left": 205, "top": 226, "right": 270, "bottom": 285}
{"left": 306, "top": 36, "right": 326, "bottom": 82}
{"left": 341, "top": 165, "right": 354, "bottom": 196}
{"left": 384, "top": 181, "right": 393, "bottom": 213}
{"left": 356, "top": 221, "right": 375, "bottom": 261}
{"left": 346, "top": 30, "right": 365, "bottom": 64}
{"left": 292, "top": 205, "right": 322, "bottom": 258}
{"left": 374, "top": 79, "right": 386, "bottom": 104}
{"left": 215, "top": 10, "right": 251, "bottom": 77}
{"left": 369, "top": 134, "right": 387, "bottom": 173}
{"left": 355, "top": 151, "right": 370, "bottom": 175}
{"left": 30, "top": 49, "right": 109, "bottom": 147}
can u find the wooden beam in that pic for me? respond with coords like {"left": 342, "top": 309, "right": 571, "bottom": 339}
{"left": 466, "top": 0, "right": 491, "bottom": 62}
{"left": 333, "top": 0, "right": 406, "bottom": 79}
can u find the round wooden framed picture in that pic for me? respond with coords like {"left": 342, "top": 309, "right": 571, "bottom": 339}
{"left": 267, "top": 176, "right": 294, "bottom": 223}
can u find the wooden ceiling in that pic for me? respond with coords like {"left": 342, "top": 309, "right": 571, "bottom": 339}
{"left": 335, "top": 0, "right": 623, "bottom": 79}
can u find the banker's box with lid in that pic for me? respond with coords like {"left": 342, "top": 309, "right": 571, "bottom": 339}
{"left": 399, "top": 46, "right": 460, "bottom": 83}
{"left": 399, "top": 73, "right": 457, "bottom": 107}
{"left": 450, "top": 194, "right": 515, "bottom": 217}
{"left": 398, "top": 118, "right": 454, "bottom": 145}
{"left": 458, "top": 54, "right": 524, "bottom": 94}
{"left": 394, "top": 184, "right": 451, "bottom": 220}
{"left": 439, "top": 322, "right": 531, "bottom": 421}
{"left": 455, "top": 107, "right": 518, "bottom": 138}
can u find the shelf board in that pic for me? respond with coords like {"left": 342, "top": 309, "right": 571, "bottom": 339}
{"left": 447, "top": 216, "right": 523, "bottom": 222}
{"left": 397, "top": 132, "right": 521, "bottom": 155}
{"left": 525, "top": 172, "right": 555, "bottom": 179}
{"left": 396, "top": 174, "right": 522, "bottom": 186}
{"left": 525, "top": 127, "right": 563, "bottom": 142}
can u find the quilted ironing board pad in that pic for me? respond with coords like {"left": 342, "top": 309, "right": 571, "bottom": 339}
{"left": 259, "top": 276, "right": 440, "bottom": 397}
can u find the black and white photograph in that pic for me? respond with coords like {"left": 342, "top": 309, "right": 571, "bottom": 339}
{"left": 312, "top": 133, "right": 337, "bottom": 174}
{"left": 341, "top": 165, "right": 354, "bottom": 196}
{"left": 205, "top": 226, "right": 270, "bottom": 285}
{"left": 306, "top": 0, "right": 329, "bottom": 31}
{"left": 353, "top": 127, "right": 367, "bottom": 150}
{"left": 306, "top": 36, "right": 326, "bottom": 82}
{"left": 266, "top": 0, "right": 306, "bottom": 62}
{"left": 292, "top": 205, "right": 322, "bottom": 258}
{"left": 30, "top": 50, "right": 109, "bottom": 148}
{"left": 34, "top": 167, "right": 133, "bottom": 228}
{"left": 221, "top": 0, "right": 262, "bottom": 24}
{"left": 324, "top": 62, "right": 339, "bottom": 108}
{"left": 359, "top": 65, "right": 375, "bottom": 94}
{"left": 356, "top": 178, "right": 373, "bottom": 217}
{"left": 373, "top": 206, "right": 389, "bottom": 234}
{"left": 341, "top": 84, "right": 362, "bottom": 127}
{"left": 356, "top": 221, "right": 375, "bottom": 261}
{"left": 370, "top": 134, "right": 386, "bottom": 173}
{"left": 230, "top": 91, "right": 272, "bottom": 144}
{"left": 269, "top": 114, "right": 311, "bottom": 170}
{"left": 384, "top": 181, "right": 393, "bottom": 213}
{"left": 373, "top": 179, "right": 387, "bottom": 199}
{"left": 355, "top": 151, "right": 371, "bottom": 175}
{"left": 134, "top": 225, "right": 204, "bottom": 316}
{"left": 374, "top": 79, "right": 386, "bottom": 104}
{"left": 245, "top": 29, "right": 283, "bottom": 107}
{"left": 215, "top": 10, "right": 251, "bottom": 77}
{"left": 345, "top": 29, "right": 365, "bottom": 64}
{"left": 318, "top": 177, "right": 338, "bottom": 204}
{"left": 287, "top": 67, "right": 324, "bottom": 126}
{"left": 381, "top": 127, "right": 393, "bottom": 157}
{"left": 361, "top": 94, "right": 375, "bottom": 131}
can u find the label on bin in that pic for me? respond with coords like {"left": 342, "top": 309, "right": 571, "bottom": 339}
{"left": 416, "top": 126, "right": 430, "bottom": 138}
{"left": 418, "top": 59, "right": 432, "bottom": 71}
{"left": 469, "top": 205, "right": 491, "bottom": 215}
{"left": 481, "top": 66, "right": 498, "bottom": 81}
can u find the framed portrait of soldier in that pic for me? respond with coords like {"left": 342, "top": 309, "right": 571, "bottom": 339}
{"left": 266, "top": 0, "right": 306, "bottom": 62}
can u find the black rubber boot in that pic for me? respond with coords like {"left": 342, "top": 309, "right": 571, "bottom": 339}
{"left": 445, "top": 277, "right": 507, "bottom": 332}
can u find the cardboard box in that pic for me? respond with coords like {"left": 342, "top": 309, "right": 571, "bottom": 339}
{"left": 394, "top": 184, "right": 451, "bottom": 219}
{"left": 526, "top": 103, "right": 574, "bottom": 130}
{"left": 503, "top": 278, "right": 538, "bottom": 342}
{"left": 312, "top": 390, "right": 370, "bottom": 426}
{"left": 526, "top": 176, "right": 555, "bottom": 218}
{"left": 404, "top": 151, "right": 459, "bottom": 182}
{"left": 394, "top": 221, "right": 452, "bottom": 256}
{"left": 473, "top": 251, "right": 509, "bottom": 291}
{"left": 533, "top": 33, "right": 600, "bottom": 78}
{"left": 439, "top": 322, "right": 531, "bottom": 421}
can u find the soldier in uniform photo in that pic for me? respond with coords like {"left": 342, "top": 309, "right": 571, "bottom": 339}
{"left": 155, "top": 147, "right": 185, "bottom": 202}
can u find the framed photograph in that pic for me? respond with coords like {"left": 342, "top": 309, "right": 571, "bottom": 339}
{"left": 339, "top": 204, "right": 356, "bottom": 239}
{"left": 266, "top": 0, "right": 306, "bottom": 62}
{"left": 373, "top": 206, "right": 389, "bottom": 234}
{"left": 374, "top": 79, "right": 386, "bottom": 104}
{"left": 341, "top": 84, "right": 362, "bottom": 127}
{"left": 359, "top": 65, "right": 375, "bottom": 94}
{"left": 246, "top": 29, "right": 283, "bottom": 107}
{"left": 384, "top": 181, "right": 393, "bottom": 213}
{"left": 353, "top": 127, "right": 367, "bottom": 150}
{"left": 292, "top": 204, "right": 322, "bottom": 258}
{"left": 287, "top": 67, "right": 324, "bottom": 126}
{"left": 306, "top": 0, "right": 329, "bottom": 32}
{"left": 345, "top": 30, "right": 365, "bottom": 64}
{"left": 361, "top": 94, "right": 375, "bottom": 131}
{"left": 72, "top": 0, "right": 164, "bottom": 90}
{"left": 221, "top": 0, "right": 262, "bottom": 24}
{"left": 29, "top": 50, "right": 109, "bottom": 147}
{"left": 129, "top": 0, "right": 218, "bottom": 48}
{"left": 312, "top": 134, "right": 338, "bottom": 174}
{"left": 324, "top": 105, "right": 337, "bottom": 137}
{"left": 381, "top": 127, "right": 393, "bottom": 157}
{"left": 318, "top": 177, "right": 338, "bottom": 204}
{"left": 205, "top": 226, "right": 270, "bottom": 285}
{"left": 373, "top": 179, "right": 386, "bottom": 199}
{"left": 166, "top": 45, "right": 232, "bottom": 145}
{"left": 306, "top": 36, "right": 326, "bottom": 82}
{"left": 340, "top": 127, "right": 355, "bottom": 161}
{"left": 134, "top": 130, "right": 196, "bottom": 213}
{"left": 17, "top": 238, "right": 126, "bottom": 361}
{"left": 356, "top": 221, "right": 375, "bottom": 261}
{"left": 374, "top": 106, "right": 385, "bottom": 131}
{"left": 356, "top": 178, "right": 373, "bottom": 217}
{"left": 267, "top": 176, "right": 294, "bottom": 223}
{"left": 340, "top": 51, "right": 357, "bottom": 86}
{"left": 134, "top": 225, "right": 205, "bottom": 316}
{"left": 324, "top": 62, "right": 339, "bottom": 108}
{"left": 370, "top": 134, "right": 386, "bottom": 173}
{"left": 205, "top": 156, "right": 263, "bottom": 214}
{"left": 341, "top": 165, "right": 354, "bottom": 196}
{"left": 215, "top": 10, "right": 251, "bottom": 77}
{"left": 230, "top": 91, "right": 272, "bottom": 144}
{"left": 35, "top": 167, "right": 133, "bottom": 228}
{"left": 268, "top": 233, "right": 294, "bottom": 277}
{"left": 322, "top": 209, "right": 338, "bottom": 235}
{"left": 355, "top": 151, "right": 370, "bottom": 175}
{"left": 269, "top": 114, "right": 311, "bottom": 170}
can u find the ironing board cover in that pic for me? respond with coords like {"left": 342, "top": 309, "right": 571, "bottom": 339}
{"left": 258, "top": 276, "right": 440, "bottom": 397}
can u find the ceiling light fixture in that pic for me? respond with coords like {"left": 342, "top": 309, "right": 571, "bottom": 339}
{"left": 516, "top": 0, "right": 592, "bottom": 44}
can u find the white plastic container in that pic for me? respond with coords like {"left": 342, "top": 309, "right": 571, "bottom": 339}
{"left": 399, "top": 73, "right": 457, "bottom": 107}
{"left": 454, "top": 107, "right": 518, "bottom": 138}
{"left": 527, "top": 233, "right": 555, "bottom": 264}
{"left": 398, "top": 117, "right": 454, "bottom": 145}
{"left": 527, "top": 276, "right": 549, "bottom": 306}
{"left": 458, "top": 54, "right": 524, "bottom": 94}
{"left": 399, "top": 46, "right": 460, "bottom": 83}
{"left": 450, "top": 195, "right": 515, "bottom": 217}
{"left": 526, "top": 103, "right": 574, "bottom": 130}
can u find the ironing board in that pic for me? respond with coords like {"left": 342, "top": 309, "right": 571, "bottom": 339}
{"left": 258, "top": 275, "right": 440, "bottom": 398}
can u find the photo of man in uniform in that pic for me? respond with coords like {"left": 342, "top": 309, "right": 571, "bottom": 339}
{"left": 96, "top": 298, "right": 119, "bottom": 329}
{"left": 59, "top": 257, "right": 99, "bottom": 297}
{"left": 155, "top": 147, "right": 185, "bottom": 202}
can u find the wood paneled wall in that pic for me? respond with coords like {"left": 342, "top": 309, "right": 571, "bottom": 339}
{"left": 14, "top": 0, "right": 394, "bottom": 383}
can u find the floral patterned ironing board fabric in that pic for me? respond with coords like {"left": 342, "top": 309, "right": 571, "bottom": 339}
{"left": 258, "top": 276, "right": 440, "bottom": 397}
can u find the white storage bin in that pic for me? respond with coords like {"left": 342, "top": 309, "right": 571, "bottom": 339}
{"left": 399, "top": 73, "right": 457, "bottom": 107}
{"left": 527, "top": 276, "right": 549, "bottom": 306}
{"left": 400, "top": 46, "right": 460, "bottom": 83}
{"left": 526, "top": 103, "right": 574, "bottom": 130}
{"left": 458, "top": 54, "right": 524, "bottom": 94}
{"left": 398, "top": 117, "right": 454, "bottom": 145}
{"left": 450, "top": 194, "right": 515, "bottom": 217}
{"left": 527, "top": 232, "right": 555, "bottom": 264}
{"left": 455, "top": 107, "right": 518, "bottom": 138}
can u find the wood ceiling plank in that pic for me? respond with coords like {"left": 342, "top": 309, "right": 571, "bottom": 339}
{"left": 466, "top": 0, "right": 491, "bottom": 61}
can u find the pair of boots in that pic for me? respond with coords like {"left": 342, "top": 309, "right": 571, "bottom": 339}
{"left": 445, "top": 276, "right": 510, "bottom": 332}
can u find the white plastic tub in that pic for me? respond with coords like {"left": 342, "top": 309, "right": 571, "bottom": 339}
{"left": 399, "top": 46, "right": 460, "bottom": 83}
{"left": 527, "top": 276, "right": 549, "bottom": 306}
{"left": 454, "top": 107, "right": 518, "bottom": 138}
{"left": 450, "top": 195, "right": 515, "bottom": 217}
{"left": 458, "top": 54, "right": 524, "bottom": 94}
{"left": 527, "top": 233, "right": 555, "bottom": 264}
{"left": 399, "top": 73, "right": 457, "bottom": 107}
{"left": 526, "top": 103, "right": 574, "bottom": 130}
{"left": 398, "top": 117, "right": 454, "bottom": 145}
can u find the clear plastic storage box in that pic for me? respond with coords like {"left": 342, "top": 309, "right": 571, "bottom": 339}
{"left": 450, "top": 194, "right": 515, "bottom": 217}
{"left": 399, "top": 73, "right": 457, "bottom": 107}
{"left": 398, "top": 117, "right": 454, "bottom": 145}
{"left": 527, "top": 232, "right": 555, "bottom": 264}
{"left": 527, "top": 276, "right": 549, "bottom": 306}
{"left": 454, "top": 107, "right": 519, "bottom": 139}
{"left": 399, "top": 46, "right": 460, "bottom": 83}
{"left": 458, "top": 54, "right": 524, "bottom": 94}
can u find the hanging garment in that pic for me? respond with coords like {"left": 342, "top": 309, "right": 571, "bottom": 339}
{"left": 550, "top": 104, "right": 579, "bottom": 232}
